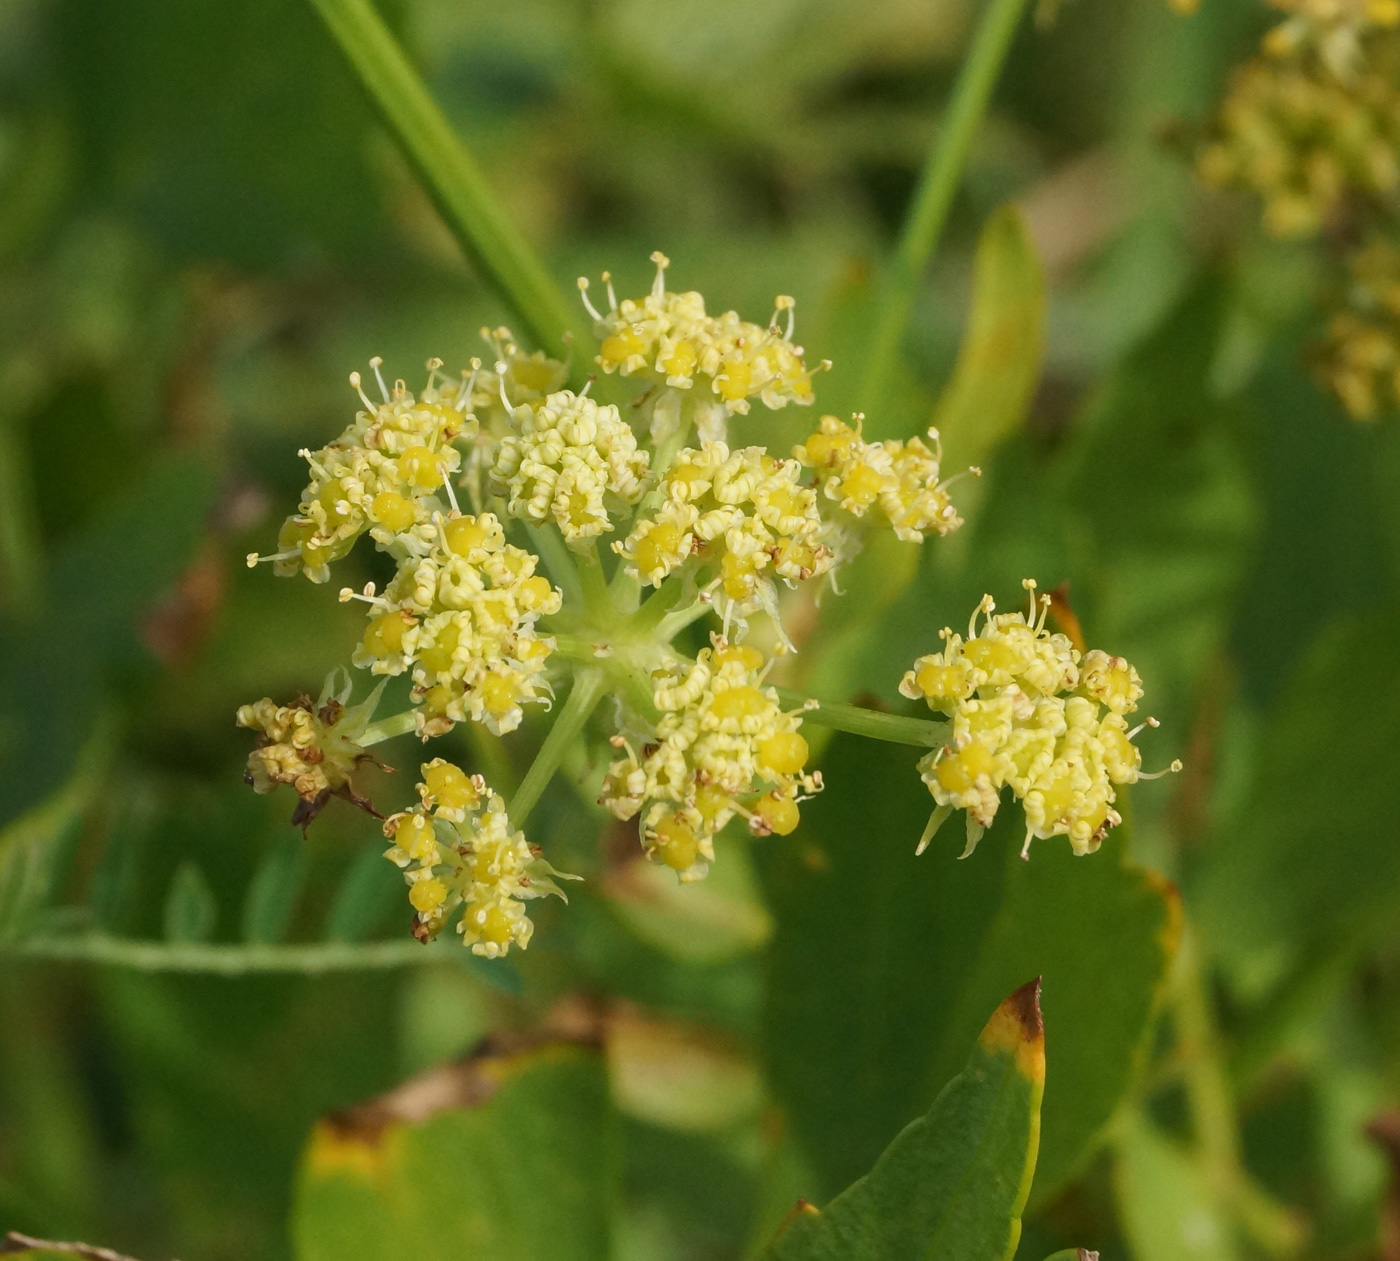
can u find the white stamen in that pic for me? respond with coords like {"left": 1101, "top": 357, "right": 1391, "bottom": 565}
{"left": 369, "top": 357, "right": 389, "bottom": 401}
{"left": 349, "top": 371, "right": 375, "bottom": 410}
{"left": 649, "top": 251, "right": 670, "bottom": 302}
{"left": 602, "top": 271, "right": 618, "bottom": 312}
{"left": 247, "top": 548, "right": 302, "bottom": 568}
{"left": 1138, "top": 759, "right": 1184, "bottom": 782}
{"left": 577, "top": 277, "right": 604, "bottom": 323}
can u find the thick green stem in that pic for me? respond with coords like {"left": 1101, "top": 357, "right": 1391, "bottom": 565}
{"left": 775, "top": 688, "right": 950, "bottom": 748}
{"left": 525, "top": 522, "right": 586, "bottom": 608}
{"left": 508, "top": 668, "right": 606, "bottom": 824}
{"left": 574, "top": 540, "right": 616, "bottom": 626}
{"left": 860, "top": 0, "right": 1031, "bottom": 405}
{"left": 305, "top": 0, "right": 588, "bottom": 360}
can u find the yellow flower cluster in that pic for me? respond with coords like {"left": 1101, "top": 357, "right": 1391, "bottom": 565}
{"left": 383, "top": 759, "right": 576, "bottom": 956}
{"left": 616, "top": 441, "right": 833, "bottom": 625}
{"left": 600, "top": 640, "right": 821, "bottom": 881}
{"left": 1317, "top": 237, "right": 1400, "bottom": 417}
{"left": 349, "top": 511, "right": 562, "bottom": 737}
{"left": 490, "top": 389, "right": 649, "bottom": 542}
{"left": 580, "top": 252, "right": 821, "bottom": 417}
{"left": 795, "top": 414, "right": 964, "bottom": 544}
{"left": 1196, "top": 50, "right": 1400, "bottom": 238}
{"left": 235, "top": 675, "right": 382, "bottom": 825}
{"left": 1264, "top": 0, "right": 1400, "bottom": 69}
{"left": 899, "top": 582, "right": 1178, "bottom": 857}
{"left": 250, "top": 362, "right": 471, "bottom": 584}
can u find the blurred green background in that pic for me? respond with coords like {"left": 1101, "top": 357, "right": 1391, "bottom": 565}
{"left": 2, "top": 0, "right": 1399, "bottom": 1258}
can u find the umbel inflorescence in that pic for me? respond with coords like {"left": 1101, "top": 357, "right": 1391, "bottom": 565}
{"left": 239, "top": 254, "right": 1175, "bottom": 957}
{"left": 1194, "top": 0, "right": 1400, "bottom": 418}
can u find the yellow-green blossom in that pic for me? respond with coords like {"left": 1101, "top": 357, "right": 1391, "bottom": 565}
{"left": 616, "top": 441, "right": 833, "bottom": 628}
{"left": 491, "top": 388, "right": 649, "bottom": 541}
{"left": 348, "top": 511, "right": 562, "bottom": 738}
{"left": 600, "top": 638, "right": 821, "bottom": 881}
{"left": 383, "top": 758, "right": 577, "bottom": 956}
{"left": 795, "top": 414, "right": 964, "bottom": 544}
{"left": 248, "top": 359, "right": 472, "bottom": 583}
{"left": 1317, "top": 236, "right": 1400, "bottom": 417}
{"left": 579, "top": 252, "right": 822, "bottom": 420}
{"left": 899, "top": 581, "right": 1177, "bottom": 858}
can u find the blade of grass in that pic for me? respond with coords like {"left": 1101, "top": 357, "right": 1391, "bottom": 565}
{"left": 306, "top": 0, "right": 590, "bottom": 359}
{"left": 860, "top": 0, "right": 1032, "bottom": 408}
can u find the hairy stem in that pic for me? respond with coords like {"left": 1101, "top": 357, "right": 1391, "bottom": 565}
{"left": 775, "top": 688, "right": 950, "bottom": 748}
{"left": 305, "top": 0, "right": 588, "bottom": 359}
{"left": 508, "top": 668, "right": 606, "bottom": 824}
{"left": 860, "top": 0, "right": 1031, "bottom": 405}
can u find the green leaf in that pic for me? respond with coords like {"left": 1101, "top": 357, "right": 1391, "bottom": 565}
{"left": 932, "top": 204, "right": 1047, "bottom": 473}
{"left": 1041, "top": 1252, "right": 1099, "bottom": 1261}
{"left": 241, "top": 833, "right": 309, "bottom": 945}
{"left": 762, "top": 734, "right": 1177, "bottom": 1207}
{"left": 1114, "top": 1112, "right": 1242, "bottom": 1261}
{"left": 1193, "top": 606, "right": 1400, "bottom": 976}
{"left": 765, "top": 980, "right": 1044, "bottom": 1261}
{"left": 294, "top": 1041, "right": 617, "bottom": 1261}
{"left": 163, "top": 862, "right": 217, "bottom": 944}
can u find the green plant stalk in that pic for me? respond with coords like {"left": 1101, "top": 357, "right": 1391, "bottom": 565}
{"left": 574, "top": 540, "right": 616, "bottom": 626}
{"left": 774, "top": 688, "right": 950, "bottom": 747}
{"left": 305, "top": 0, "right": 589, "bottom": 359}
{"left": 526, "top": 521, "right": 586, "bottom": 608}
{"left": 360, "top": 710, "right": 417, "bottom": 746}
{"left": 508, "top": 667, "right": 606, "bottom": 823}
{"left": 1174, "top": 927, "right": 1305, "bottom": 1258}
{"left": 860, "top": 0, "right": 1032, "bottom": 406}
{"left": 6, "top": 934, "right": 454, "bottom": 974}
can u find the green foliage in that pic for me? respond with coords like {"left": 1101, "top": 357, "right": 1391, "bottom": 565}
{"left": 0, "top": 0, "right": 1394, "bottom": 1258}
{"left": 934, "top": 205, "right": 1047, "bottom": 472}
{"left": 294, "top": 1042, "right": 616, "bottom": 1261}
{"left": 766, "top": 981, "right": 1044, "bottom": 1261}
{"left": 762, "top": 733, "right": 1176, "bottom": 1206}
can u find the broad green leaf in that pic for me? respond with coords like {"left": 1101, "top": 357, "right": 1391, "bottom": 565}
{"left": 1114, "top": 1112, "right": 1242, "bottom": 1261}
{"left": 765, "top": 980, "right": 1044, "bottom": 1261}
{"left": 1041, "top": 1252, "right": 1099, "bottom": 1260}
{"left": 932, "top": 204, "right": 1046, "bottom": 473}
{"left": 294, "top": 1041, "right": 616, "bottom": 1261}
{"left": 762, "top": 734, "right": 1176, "bottom": 1206}
{"left": 162, "top": 862, "right": 217, "bottom": 944}
{"left": 1193, "top": 607, "right": 1400, "bottom": 977}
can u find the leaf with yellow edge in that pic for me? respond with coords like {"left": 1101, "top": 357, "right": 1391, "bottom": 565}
{"left": 932, "top": 204, "right": 1046, "bottom": 472}
{"left": 294, "top": 1035, "right": 617, "bottom": 1261}
{"left": 766, "top": 980, "right": 1045, "bottom": 1261}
